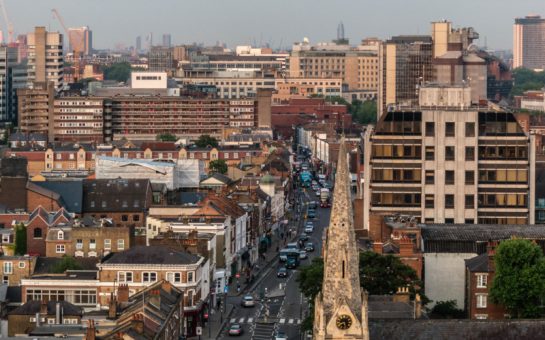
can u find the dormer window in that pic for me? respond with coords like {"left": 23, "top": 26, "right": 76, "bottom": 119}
{"left": 57, "top": 230, "right": 64, "bottom": 240}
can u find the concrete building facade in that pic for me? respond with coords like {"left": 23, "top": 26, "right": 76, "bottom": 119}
{"left": 27, "top": 27, "right": 64, "bottom": 90}
{"left": 514, "top": 15, "right": 545, "bottom": 70}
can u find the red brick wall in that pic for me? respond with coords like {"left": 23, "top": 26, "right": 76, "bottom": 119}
{"left": 27, "top": 190, "right": 62, "bottom": 212}
{"left": 26, "top": 221, "right": 47, "bottom": 256}
{"left": 0, "top": 177, "right": 27, "bottom": 210}
{"left": 469, "top": 271, "right": 507, "bottom": 319}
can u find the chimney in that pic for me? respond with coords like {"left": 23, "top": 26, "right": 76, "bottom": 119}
{"left": 108, "top": 292, "right": 117, "bottom": 319}
{"left": 131, "top": 314, "right": 144, "bottom": 334}
{"left": 40, "top": 300, "right": 48, "bottom": 315}
{"left": 393, "top": 286, "right": 411, "bottom": 304}
{"left": 398, "top": 237, "right": 414, "bottom": 257}
{"left": 55, "top": 302, "right": 61, "bottom": 324}
{"left": 85, "top": 319, "right": 96, "bottom": 340}
{"left": 372, "top": 242, "right": 383, "bottom": 254}
{"left": 161, "top": 280, "right": 172, "bottom": 294}
{"left": 117, "top": 283, "right": 129, "bottom": 303}
{"left": 487, "top": 240, "right": 498, "bottom": 272}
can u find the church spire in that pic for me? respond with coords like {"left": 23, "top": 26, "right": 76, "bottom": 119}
{"left": 322, "top": 137, "right": 362, "bottom": 319}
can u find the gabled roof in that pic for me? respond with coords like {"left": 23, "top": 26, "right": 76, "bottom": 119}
{"left": 465, "top": 253, "right": 489, "bottom": 272}
{"left": 200, "top": 173, "right": 233, "bottom": 186}
{"left": 31, "top": 181, "right": 83, "bottom": 214}
{"left": 101, "top": 246, "right": 201, "bottom": 265}
{"left": 28, "top": 206, "right": 72, "bottom": 227}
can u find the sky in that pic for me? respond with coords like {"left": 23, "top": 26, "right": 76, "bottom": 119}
{"left": 5, "top": 0, "right": 543, "bottom": 50}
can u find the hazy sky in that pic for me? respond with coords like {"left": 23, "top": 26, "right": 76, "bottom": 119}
{"left": 5, "top": 0, "right": 543, "bottom": 50}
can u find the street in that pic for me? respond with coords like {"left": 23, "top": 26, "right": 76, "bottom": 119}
{"left": 217, "top": 184, "right": 331, "bottom": 340}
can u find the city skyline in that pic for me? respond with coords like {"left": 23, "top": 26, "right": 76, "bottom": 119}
{"left": 3, "top": 0, "right": 543, "bottom": 50}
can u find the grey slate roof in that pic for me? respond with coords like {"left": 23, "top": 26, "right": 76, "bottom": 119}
{"left": 102, "top": 245, "right": 201, "bottom": 265}
{"left": 32, "top": 180, "right": 83, "bottom": 214}
{"left": 8, "top": 300, "right": 82, "bottom": 316}
{"left": 465, "top": 253, "right": 489, "bottom": 272}
{"left": 368, "top": 296, "right": 414, "bottom": 320}
{"left": 421, "top": 224, "right": 545, "bottom": 242}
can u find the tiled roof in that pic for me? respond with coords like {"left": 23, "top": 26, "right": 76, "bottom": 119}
{"left": 421, "top": 224, "right": 545, "bottom": 242}
{"left": 83, "top": 179, "right": 150, "bottom": 212}
{"left": 465, "top": 253, "right": 489, "bottom": 272}
{"left": 101, "top": 246, "right": 201, "bottom": 265}
{"left": 33, "top": 181, "right": 83, "bottom": 214}
{"left": 8, "top": 300, "right": 82, "bottom": 316}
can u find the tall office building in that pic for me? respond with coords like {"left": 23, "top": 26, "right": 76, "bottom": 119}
{"left": 377, "top": 35, "right": 434, "bottom": 118}
{"left": 148, "top": 46, "right": 174, "bottom": 72}
{"left": 0, "top": 46, "right": 17, "bottom": 122}
{"left": 162, "top": 34, "right": 171, "bottom": 48}
{"left": 26, "top": 27, "right": 64, "bottom": 90}
{"left": 514, "top": 15, "right": 545, "bottom": 70}
{"left": 68, "top": 26, "right": 93, "bottom": 56}
{"left": 135, "top": 36, "right": 142, "bottom": 53}
{"left": 363, "top": 84, "right": 535, "bottom": 229}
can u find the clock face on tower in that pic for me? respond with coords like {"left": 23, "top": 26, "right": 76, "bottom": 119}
{"left": 335, "top": 314, "right": 353, "bottom": 330}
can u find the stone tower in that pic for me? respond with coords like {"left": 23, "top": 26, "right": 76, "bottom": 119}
{"left": 314, "top": 138, "right": 369, "bottom": 340}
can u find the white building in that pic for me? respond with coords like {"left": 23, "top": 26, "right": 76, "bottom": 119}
{"left": 131, "top": 71, "right": 168, "bottom": 89}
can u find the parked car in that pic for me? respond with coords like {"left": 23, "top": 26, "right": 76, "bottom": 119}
{"left": 277, "top": 267, "right": 288, "bottom": 278}
{"left": 240, "top": 295, "right": 255, "bottom": 307}
{"left": 305, "top": 224, "right": 314, "bottom": 234}
{"left": 307, "top": 209, "right": 316, "bottom": 219}
{"left": 299, "top": 234, "right": 310, "bottom": 243}
{"left": 299, "top": 250, "right": 308, "bottom": 259}
{"left": 305, "top": 242, "right": 315, "bottom": 252}
{"left": 228, "top": 324, "right": 243, "bottom": 336}
{"left": 315, "top": 190, "right": 321, "bottom": 197}
{"left": 275, "top": 331, "right": 288, "bottom": 340}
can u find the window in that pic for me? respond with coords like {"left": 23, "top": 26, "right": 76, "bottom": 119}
{"left": 142, "top": 272, "right": 157, "bottom": 283}
{"left": 445, "top": 218, "right": 454, "bottom": 223}
{"left": 1, "top": 276, "right": 7, "bottom": 284}
{"left": 465, "top": 218, "right": 474, "bottom": 224}
{"left": 117, "top": 239, "right": 125, "bottom": 251}
{"left": 445, "top": 171, "right": 455, "bottom": 185}
{"left": 188, "top": 271, "right": 194, "bottom": 282}
{"left": 425, "top": 195, "right": 434, "bottom": 208}
{"left": 465, "top": 122, "right": 475, "bottom": 137}
{"left": 445, "top": 122, "right": 455, "bottom": 137}
{"left": 3, "top": 262, "right": 12, "bottom": 274}
{"left": 33, "top": 228, "right": 42, "bottom": 238}
{"left": 56, "top": 153, "right": 62, "bottom": 160}
{"left": 465, "top": 171, "right": 475, "bottom": 185}
{"left": 118, "top": 271, "right": 133, "bottom": 283}
{"left": 476, "top": 294, "right": 487, "bottom": 308}
{"left": 445, "top": 194, "right": 454, "bottom": 209}
{"left": 465, "top": 147, "right": 475, "bottom": 161}
{"left": 445, "top": 146, "right": 455, "bottom": 161}
{"left": 425, "top": 146, "right": 435, "bottom": 161}
{"left": 104, "top": 239, "right": 111, "bottom": 249}
{"left": 18, "top": 261, "right": 25, "bottom": 269}
{"left": 465, "top": 195, "right": 474, "bottom": 209}
{"left": 476, "top": 274, "right": 488, "bottom": 288}
{"left": 76, "top": 239, "right": 83, "bottom": 249}
{"left": 475, "top": 314, "right": 488, "bottom": 320}
{"left": 425, "top": 171, "right": 434, "bottom": 184}
{"left": 121, "top": 215, "right": 128, "bottom": 222}
{"left": 425, "top": 122, "right": 435, "bottom": 136}
{"left": 133, "top": 215, "right": 140, "bottom": 221}
{"left": 89, "top": 239, "right": 96, "bottom": 250}
{"left": 167, "top": 272, "right": 181, "bottom": 283}
{"left": 57, "top": 230, "right": 64, "bottom": 240}
{"left": 56, "top": 244, "right": 65, "bottom": 253}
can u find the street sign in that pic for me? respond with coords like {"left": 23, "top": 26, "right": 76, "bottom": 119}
{"left": 224, "top": 286, "right": 228, "bottom": 293}
{"left": 236, "top": 273, "right": 240, "bottom": 278}
{"left": 196, "top": 327, "right": 202, "bottom": 335}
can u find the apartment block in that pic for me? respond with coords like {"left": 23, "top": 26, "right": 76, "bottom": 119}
{"left": 363, "top": 85, "right": 535, "bottom": 229}
{"left": 17, "top": 82, "right": 55, "bottom": 139}
{"left": 67, "top": 26, "right": 92, "bottom": 56}
{"left": 0, "top": 46, "right": 18, "bottom": 122}
{"left": 53, "top": 97, "right": 104, "bottom": 143}
{"left": 514, "top": 15, "right": 545, "bottom": 70}
{"left": 148, "top": 46, "right": 174, "bottom": 72}
{"left": 27, "top": 27, "right": 64, "bottom": 90}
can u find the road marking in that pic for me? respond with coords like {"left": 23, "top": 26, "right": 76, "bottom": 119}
{"left": 239, "top": 317, "right": 245, "bottom": 323}
{"left": 230, "top": 318, "right": 236, "bottom": 323}
{"left": 297, "top": 319, "right": 302, "bottom": 324}
{"left": 279, "top": 318, "right": 286, "bottom": 324}
{"left": 248, "top": 317, "right": 253, "bottom": 323}
{"left": 289, "top": 318, "right": 294, "bottom": 324}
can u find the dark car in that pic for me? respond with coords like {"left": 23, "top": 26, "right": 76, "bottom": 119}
{"left": 307, "top": 209, "right": 316, "bottom": 219}
{"left": 305, "top": 242, "right": 315, "bottom": 252}
{"left": 277, "top": 267, "right": 288, "bottom": 278}
{"left": 299, "top": 234, "right": 310, "bottom": 243}
{"left": 228, "top": 323, "right": 243, "bottom": 336}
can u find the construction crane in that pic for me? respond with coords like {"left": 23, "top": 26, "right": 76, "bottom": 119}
{"left": 52, "top": 8, "right": 83, "bottom": 82}
{"left": 0, "top": 0, "right": 14, "bottom": 44}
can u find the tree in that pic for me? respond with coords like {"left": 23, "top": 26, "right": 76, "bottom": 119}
{"left": 510, "top": 68, "right": 545, "bottom": 97}
{"left": 297, "top": 257, "right": 324, "bottom": 301}
{"left": 103, "top": 62, "right": 132, "bottom": 82}
{"left": 156, "top": 132, "right": 177, "bottom": 142}
{"left": 52, "top": 256, "right": 83, "bottom": 273}
{"left": 429, "top": 300, "right": 466, "bottom": 319}
{"left": 195, "top": 135, "right": 218, "bottom": 148}
{"left": 490, "top": 239, "right": 545, "bottom": 318}
{"left": 14, "top": 223, "right": 27, "bottom": 255}
{"left": 350, "top": 100, "right": 377, "bottom": 124}
{"left": 209, "top": 159, "right": 228, "bottom": 174}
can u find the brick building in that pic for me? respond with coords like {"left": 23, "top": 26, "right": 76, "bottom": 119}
{"left": 8, "top": 300, "right": 82, "bottom": 336}
{"left": 25, "top": 207, "right": 72, "bottom": 256}
{"left": 0, "top": 255, "right": 37, "bottom": 286}
{"left": 0, "top": 157, "right": 28, "bottom": 211}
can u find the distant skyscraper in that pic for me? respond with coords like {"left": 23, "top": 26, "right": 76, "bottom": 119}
{"left": 146, "top": 32, "right": 153, "bottom": 50}
{"left": 26, "top": 26, "right": 64, "bottom": 90}
{"left": 0, "top": 46, "right": 18, "bottom": 122}
{"left": 514, "top": 15, "right": 545, "bottom": 70}
{"left": 162, "top": 34, "right": 171, "bottom": 48}
{"left": 136, "top": 36, "right": 142, "bottom": 52}
{"left": 68, "top": 26, "right": 93, "bottom": 56}
{"left": 337, "top": 22, "right": 345, "bottom": 41}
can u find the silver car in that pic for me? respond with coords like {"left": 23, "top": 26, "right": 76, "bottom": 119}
{"left": 241, "top": 295, "right": 255, "bottom": 307}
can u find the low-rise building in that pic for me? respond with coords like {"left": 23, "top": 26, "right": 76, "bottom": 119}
{"left": 8, "top": 300, "right": 82, "bottom": 336}
{"left": 0, "top": 255, "right": 36, "bottom": 286}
